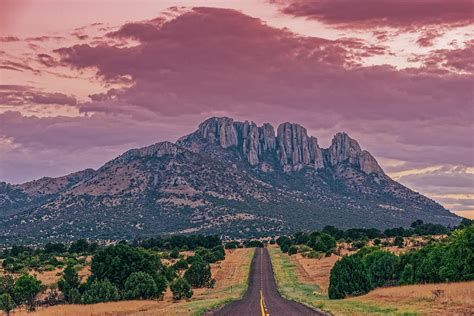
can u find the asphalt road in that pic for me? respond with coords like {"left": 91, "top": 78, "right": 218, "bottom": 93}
{"left": 209, "top": 247, "right": 324, "bottom": 316}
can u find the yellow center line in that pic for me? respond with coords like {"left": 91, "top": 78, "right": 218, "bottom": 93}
{"left": 260, "top": 290, "right": 267, "bottom": 316}
{"left": 260, "top": 248, "right": 269, "bottom": 316}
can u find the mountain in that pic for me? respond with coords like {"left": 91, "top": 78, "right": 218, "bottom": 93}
{"left": 0, "top": 117, "right": 460, "bottom": 243}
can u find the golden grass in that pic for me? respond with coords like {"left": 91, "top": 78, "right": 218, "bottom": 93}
{"left": 270, "top": 245, "right": 474, "bottom": 316}
{"left": 351, "top": 281, "right": 474, "bottom": 315}
{"left": 16, "top": 248, "right": 255, "bottom": 316}
{"left": 290, "top": 252, "right": 340, "bottom": 294}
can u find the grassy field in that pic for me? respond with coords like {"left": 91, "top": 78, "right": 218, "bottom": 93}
{"left": 15, "top": 248, "right": 255, "bottom": 316}
{"left": 268, "top": 246, "right": 474, "bottom": 315}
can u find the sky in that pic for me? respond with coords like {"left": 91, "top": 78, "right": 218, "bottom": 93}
{"left": 0, "top": 0, "right": 473, "bottom": 217}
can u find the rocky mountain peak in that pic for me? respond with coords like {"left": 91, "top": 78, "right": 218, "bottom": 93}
{"left": 328, "top": 132, "right": 383, "bottom": 175}
{"left": 198, "top": 117, "right": 238, "bottom": 149}
{"left": 328, "top": 132, "right": 362, "bottom": 166}
{"left": 184, "top": 117, "right": 383, "bottom": 174}
{"left": 276, "top": 122, "right": 323, "bottom": 171}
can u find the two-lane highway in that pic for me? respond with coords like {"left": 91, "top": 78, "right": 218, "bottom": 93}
{"left": 209, "top": 248, "right": 324, "bottom": 316}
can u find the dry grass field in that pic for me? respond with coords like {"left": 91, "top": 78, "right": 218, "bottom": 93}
{"left": 270, "top": 245, "right": 474, "bottom": 315}
{"left": 351, "top": 281, "right": 474, "bottom": 315}
{"left": 289, "top": 237, "right": 431, "bottom": 294}
{"left": 14, "top": 248, "right": 254, "bottom": 316}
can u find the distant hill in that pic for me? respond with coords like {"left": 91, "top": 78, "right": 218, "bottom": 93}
{"left": 0, "top": 117, "right": 460, "bottom": 243}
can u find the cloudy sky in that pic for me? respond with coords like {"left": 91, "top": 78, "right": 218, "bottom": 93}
{"left": 0, "top": 0, "right": 473, "bottom": 216}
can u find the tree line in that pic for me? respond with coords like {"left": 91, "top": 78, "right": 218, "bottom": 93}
{"left": 328, "top": 224, "right": 473, "bottom": 299}
{"left": 0, "top": 236, "right": 227, "bottom": 313}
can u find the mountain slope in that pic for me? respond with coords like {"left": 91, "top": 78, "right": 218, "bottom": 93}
{"left": 0, "top": 117, "right": 460, "bottom": 242}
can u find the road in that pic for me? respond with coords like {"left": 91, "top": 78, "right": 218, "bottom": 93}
{"left": 209, "top": 247, "right": 324, "bottom": 316}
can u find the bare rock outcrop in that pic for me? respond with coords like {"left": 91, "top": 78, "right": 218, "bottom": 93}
{"left": 121, "top": 141, "right": 182, "bottom": 159}
{"left": 189, "top": 117, "right": 382, "bottom": 174}
{"left": 199, "top": 117, "right": 238, "bottom": 148}
{"left": 276, "top": 122, "right": 324, "bottom": 171}
{"left": 328, "top": 132, "right": 383, "bottom": 175}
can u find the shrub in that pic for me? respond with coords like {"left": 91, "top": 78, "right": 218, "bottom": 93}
{"left": 153, "top": 274, "right": 168, "bottom": 297}
{"left": 68, "top": 239, "right": 90, "bottom": 254}
{"left": 169, "top": 248, "right": 180, "bottom": 259}
{"left": 67, "top": 288, "right": 81, "bottom": 304}
{"left": 305, "top": 250, "right": 323, "bottom": 259}
{"left": 124, "top": 272, "right": 159, "bottom": 300}
{"left": 0, "top": 275, "right": 15, "bottom": 297}
{"left": 309, "top": 233, "right": 337, "bottom": 253}
{"left": 0, "top": 293, "right": 15, "bottom": 316}
{"left": 184, "top": 261, "right": 214, "bottom": 288}
{"left": 351, "top": 240, "right": 367, "bottom": 250}
{"left": 194, "top": 247, "right": 217, "bottom": 263}
{"left": 393, "top": 236, "right": 404, "bottom": 248}
{"left": 44, "top": 243, "right": 67, "bottom": 254}
{"left": 170, "top": 277, "right": 193, "bottom": 300}
{"left": 328, "top": 255, "right": 371, "bottom": 299}
{"left": 212, "top": 246, "right": 225, "bottom": 261}
{"left": 173, "top": 259, "right": 189, "bottom": 270}
{"left": 399, "top": 263, "right": 414, "bottom": 285}
{"left": 13, "top": 274, "right": 44, "bottom": 311}
{"left": 58, "top": 265, "right": 80, "bottom": 303}
{"left": 288, "top": 245, "right": 298, "bottom": 256}
{"left": 81, "top": 279, "right": 119, "bottom": 304}
{"left": 439, "top": 225, "right": 474, "bottom": 281}
{"left": 363, "top": 250, "right": 399, "bottom": 287}
{"left": 224, "top": 241, "right": 239, "bottom": 249}
{"left": 90, "top": 244, "right": 163, "bottom": 289}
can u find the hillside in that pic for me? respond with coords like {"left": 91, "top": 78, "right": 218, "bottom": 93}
{"left": 0, "top": 117, "right": 460, "bottom": 242}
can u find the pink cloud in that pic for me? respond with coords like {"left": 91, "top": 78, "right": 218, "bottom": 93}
{"left": 0, "top": 36, "right": 19, "bottom": 42}
{"left": 1, "top": 7, "right": 472, "bottom": 188}
{"left": 411, "top": 40, "right": 474, "bottom": 73}
{"left": 416, "top": 28, "right": 443, "bottom": 47}
{"left": 51, "top": 8, "right": 471, "bottom": 124}
{"left": 271, "top": 0, "right": 474, "bottom": 29}
{"left": 0, "top": 85, "right": 77, "bottom": 106}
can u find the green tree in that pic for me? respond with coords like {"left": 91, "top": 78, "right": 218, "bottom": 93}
{"left": 212, "top": 246, "right": 225, "bottom": 261}
{"left": 399, "top": 263, "right": 414, "bottom": 285}
{"left": 13, "top": 274, "right": 43, "bottom": 311}
{"left": 184, "top": 261, "right": 214, "bottom": 288}
{"left": 90, "top": 244, "right": 163, "bottom": 289}
{"left": 0, "top": 293, "right": 16, "bottom": 316}
{"left": 328, "top": 255, "right": 371, "bottom": 299}
{"left": 393, "top": 236, "right": 404, "bottom": 248}
{"left": 67, "top": 288, "right": 81, "bottom": 304}
{"left": 170, "top": 277, "right": 193, "bottom": 300}
{"left": 195, "top": 247, "right": 217, "bottom": 263}
{"left": 439, "top": 225, "right": 474, "bottom": 281}
{"left": 173, "top": 259, "right": 188, "bottom": 270}
{"left": 0, "top": 275, "right": 15, "bottom": 297}
{"left": 124, "top": 272, "right": 159, "bottom": 300}
{"left": 153, "top": 274, "right": 167, "bottom": 297}
{"left": 58, "top": 265, "right": 81, "bottom": 303}
{"left": 81, "top": 279, "right": 120, "bottom": 304}
{"left": 288, "top": 245, "right": 298, "bottom": 256}
{"left": 68, "top": 239, "right": 89, "bottom": 254}
{"left": 169, "top": 248, "right": 180, "bottom": 259}
{"left": 309, "top": 233, "right": 336, "bottom": 253}
{"left": 363, "top": 250, "right": 399, "bottom": 287}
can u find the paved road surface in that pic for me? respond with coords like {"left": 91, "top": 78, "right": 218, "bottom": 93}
{"left": 209, "top": 248, "right": 324, "bottom": 316}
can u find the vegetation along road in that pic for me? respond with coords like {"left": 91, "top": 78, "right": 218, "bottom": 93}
{"left": 210, "top": 248, "right": 324, "bottom": 316}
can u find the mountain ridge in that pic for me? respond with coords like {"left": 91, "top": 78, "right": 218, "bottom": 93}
{"left": 0, "top": 117, "right": 460, "bottom": 243}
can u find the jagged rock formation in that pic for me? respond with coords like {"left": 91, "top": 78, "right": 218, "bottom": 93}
{"left": 184, "top": 117, "right": 381, "bottom": 175}
{"left": 0, "top": 117, "right": 460, "bottom": 243}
